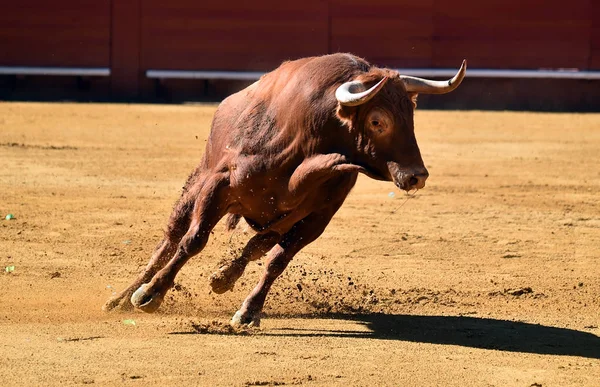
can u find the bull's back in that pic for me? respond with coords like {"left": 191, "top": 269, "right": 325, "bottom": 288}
{"left": 202, "top": 83, "right": 256, "bottom": 169}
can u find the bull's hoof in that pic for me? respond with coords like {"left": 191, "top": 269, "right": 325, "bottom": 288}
{"left": 230, "top": 310, "right": 261, "bottom": 328}
{"left": 102, "top": 294, "right": 134, "bottom": 312}
{"left": 130, "top": 284, "right": 163, "bottom": 313}
{"left": 209, "top": 264, "right": 242, "bottom": 294}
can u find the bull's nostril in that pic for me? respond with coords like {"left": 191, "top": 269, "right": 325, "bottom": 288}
{"left": 409, "top": 176, "right": 419, "bottom": 187}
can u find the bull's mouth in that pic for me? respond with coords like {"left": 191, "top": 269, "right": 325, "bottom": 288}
{"left": 394, "top": 177, "right": 417, "bottom": 192}
{"left": 333, "top": 158, "right": 423, "bottom": 187}
{"left": 350, "top": 163, "right": 426, "bottom": 191}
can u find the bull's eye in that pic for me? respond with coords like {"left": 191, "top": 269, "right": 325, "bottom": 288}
{"left": 367, "top": 110, "right": 389, "bottom": 134}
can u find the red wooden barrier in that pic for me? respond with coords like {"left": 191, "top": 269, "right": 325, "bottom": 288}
{"left": 0, "top": 0, "right": 110, "bottom": 67}
{"left": 140, "top": 1, "right": 328, "bottom": 71}
{"left": 1, "top": 0, "right": 599, "bottom": 100}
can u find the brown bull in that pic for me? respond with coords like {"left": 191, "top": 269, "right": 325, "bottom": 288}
{"left": 104, "top": 53, "right": 466, "bottom": 326}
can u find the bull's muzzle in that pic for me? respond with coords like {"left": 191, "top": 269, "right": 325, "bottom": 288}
{"left": 394, "top": 168, "right": 429, "bottom": 191}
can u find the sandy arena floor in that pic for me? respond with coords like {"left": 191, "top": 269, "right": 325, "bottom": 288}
{"left": 0, "top": 102, "right": 599, "bottom": 386}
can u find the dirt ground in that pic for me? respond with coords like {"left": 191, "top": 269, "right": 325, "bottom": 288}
{"left": 0, "top": 102, "right": 599, "bottom": 386}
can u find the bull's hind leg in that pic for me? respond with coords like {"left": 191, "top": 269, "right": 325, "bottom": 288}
{"left": 131, "top": 173, "right": 230, "bottom": 313}
{"left": 103, "top": 183, "right": 199, "bottom": 311}
{"left": 103, "top": 238, "right": 176, "bottom": 311}
{"left": 209, "top": 231, "right": 280, "bottom": 294}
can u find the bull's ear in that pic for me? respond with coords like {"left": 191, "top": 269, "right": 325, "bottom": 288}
{"left": 336, "top": 104, "right": 357, "bottom": 126}
{"left": 409, "top": 92, "right": 419, "bottom": 109}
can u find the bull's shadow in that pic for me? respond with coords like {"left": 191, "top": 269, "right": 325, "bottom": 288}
{"left": 264, "top": 313, "right": 600, "bottom": 359}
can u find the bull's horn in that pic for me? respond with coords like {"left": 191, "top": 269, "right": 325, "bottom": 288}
{"left": 335, "top": 77, "right": 388, "bottom": 106}
{"left": 400, "top": 60, "right": 467, "bottom": 94}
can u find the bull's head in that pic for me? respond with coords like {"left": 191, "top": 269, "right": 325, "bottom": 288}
{"left": 335, "top": 60, "right": 466, "bottom": 191}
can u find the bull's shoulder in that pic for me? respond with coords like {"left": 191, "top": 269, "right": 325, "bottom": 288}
{"left": 206, "top": 53, "right": 373, "bottom": 166}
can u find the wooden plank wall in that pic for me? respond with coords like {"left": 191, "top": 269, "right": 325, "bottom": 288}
{"left": 591, "top": 1, "right": 600, "bottom": 69}
{"left": 1, "top": 0, "right": 597, "bottom": 71}
{"left": 141, "top": 1, "right": 328, "bottom": 71}
{"left": 0, "top": 0, "right": 110, "bottom": 67}
{"left": 111, "top": 0, "right": 141, "bottom": 98}
{"left": 329, "top": 0, "right": 434, "bottom": 68}
{"left": 138, "top": 0, "right": 596, "bottom": 71}
{"left": 432, "top": 0, "right": 592, "bottom": 69}
{"left": 1, "top": 0, "right": 599, "bottom": 98}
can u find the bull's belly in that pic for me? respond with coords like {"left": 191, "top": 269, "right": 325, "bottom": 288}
{"left": 226, "top": 155, "right": 358, "bottom": 235}
{"left": 231, "top": 183, "right": 329, "bottom": 235}
{"left": 242, "top": 211, "right": 304, "bottom": 235}
{"left": 235, "top": 195, "right": 316, "bottom": 235}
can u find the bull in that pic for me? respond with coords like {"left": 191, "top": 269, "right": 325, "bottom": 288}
{"left": 104, "top": 53, "right": 466, "bottom": 326}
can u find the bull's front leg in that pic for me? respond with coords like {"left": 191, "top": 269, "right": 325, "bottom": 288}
{"left": 288, "top": 153, "right": 362, "bottom": 196}
{"left": 231, "top": 206, "right": 343, "bottom": 327}
{"left": 209, "top": 231, "right": 280, "bottom": 294}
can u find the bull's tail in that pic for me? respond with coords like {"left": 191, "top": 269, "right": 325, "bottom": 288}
{"left": 225, "top": 213, "right": 242, "bottom": 231}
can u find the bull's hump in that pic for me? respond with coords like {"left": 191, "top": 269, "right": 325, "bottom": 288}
{"left": 258, "top": 53, "right": 369, "bottom": 96}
